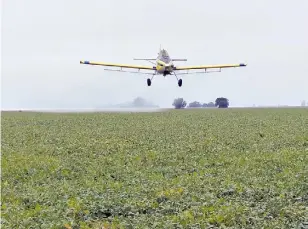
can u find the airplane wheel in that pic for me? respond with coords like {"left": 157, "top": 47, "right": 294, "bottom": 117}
{"left": 147, "top": 78, "right": 151, "bottom": 86}
{"left": 178, "top": 79, "right": 182, "bottom": 87}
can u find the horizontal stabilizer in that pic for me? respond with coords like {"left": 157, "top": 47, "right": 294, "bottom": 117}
{"left": 171, "top": 59, "right": 187, "bottom": 61}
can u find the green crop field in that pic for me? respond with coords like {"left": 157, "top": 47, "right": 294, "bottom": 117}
{"left": 1, "top": 108, "right": 308, "bottom": 229}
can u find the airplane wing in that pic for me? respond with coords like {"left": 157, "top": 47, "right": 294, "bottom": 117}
{"left": 80, "top": 60, "right": 155, "bottom": 70}
{"left": 174, "top": 63, "right": 246, "bottom": 70}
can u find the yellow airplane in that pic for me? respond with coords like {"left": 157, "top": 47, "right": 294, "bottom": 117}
{"left": 80, "top": 47, "right": 246, "bottom": 87}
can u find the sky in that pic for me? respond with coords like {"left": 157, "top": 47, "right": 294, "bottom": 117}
{"left": 1, "top": 0, "right": 308, "bottom": 109}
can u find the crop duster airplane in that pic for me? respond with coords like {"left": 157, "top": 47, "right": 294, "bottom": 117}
{"left": 80, "top": 47, "right": 246, "bottom": 87}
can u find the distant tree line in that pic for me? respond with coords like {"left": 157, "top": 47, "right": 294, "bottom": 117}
{"left": 116, "top": 97, "right": 159, "bottom": 108}
{"left": 187, "top": 101, "right": 216, "bottom": 108}
{"left": 172, "top": 97, "right": 229, "bottom": 109}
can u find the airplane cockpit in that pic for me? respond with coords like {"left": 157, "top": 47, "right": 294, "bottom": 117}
{"left": 158, "top": 49, "right": 171, "bottom": 64}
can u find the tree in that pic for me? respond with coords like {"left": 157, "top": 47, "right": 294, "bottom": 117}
{"left": 130, "top": 97, "right": 158, "bottom": 108}
{"left": 188, "top": 101, "right": 202, "bottom": 108}
{"left": 301, "top": 100, "right": 306, "bottom": 107}
{"left": 207, "top": 102, "right": 215, "bottom": 107}
{"left": 133, "top": 97, "right": 147, "bottom": 107}
{"left": 172, "top": 98, "right": 187, "bottom": 109}
{"left": 200, "top": 102, "right": 215, "bottom": 108}
{"left": 215, "top": 97, "right": 229, "bottom": 108}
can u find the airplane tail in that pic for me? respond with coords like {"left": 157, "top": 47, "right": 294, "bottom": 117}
{"left": 159, "top": 45, "right": 187, "bottom": 61}
{"left": 134, "top": 45, "right": 187, "bottom": 61}
{"left": 159, "top": 44, "right": 161, "bottom": 55}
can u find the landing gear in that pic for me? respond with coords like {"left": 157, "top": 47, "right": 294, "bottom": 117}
{"left": 147, "top": 72, "right": 156, "bottom": 86}
{"left": 147, "top": 78, "right": 151, "bottom": 86}
{"left": 178, "top": 78, "right": 182, "bottom": 87}
{"left": 173, "top": 72, "right": 182, "bottom": 87}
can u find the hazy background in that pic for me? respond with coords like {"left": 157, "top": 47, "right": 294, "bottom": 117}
{"left": 2, "top": 0, "right": 308, "bottom": 109}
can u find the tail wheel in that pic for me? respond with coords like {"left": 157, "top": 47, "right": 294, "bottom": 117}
{"left": 147, "top": 78, "right": 152, "bottom": 86}
{"left": 178, "top": 79, "right": 182, "bottom": 87}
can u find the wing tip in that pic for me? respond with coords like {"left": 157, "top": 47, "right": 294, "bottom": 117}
{"left": 80, "top": 60, "right": 90, "bottom": 64}
{"left": 240, "top": 63, "right": 247, "bottom": 67}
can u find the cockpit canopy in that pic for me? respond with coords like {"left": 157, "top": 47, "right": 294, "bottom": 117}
{"left": 158, "top": 49, "right": 171, "bottom": 64}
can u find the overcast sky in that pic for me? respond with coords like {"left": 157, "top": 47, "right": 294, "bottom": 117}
{"left": 2, "top": 0, "right": 308, "bottom": 109}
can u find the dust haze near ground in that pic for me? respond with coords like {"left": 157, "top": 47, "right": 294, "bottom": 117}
{"left": 3, "top": 108, "right": 170, "bottom": 113}
{"left": 1, "top": 0, "right": 308, "bottom": 109}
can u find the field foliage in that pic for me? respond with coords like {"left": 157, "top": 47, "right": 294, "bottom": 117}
{"left": 1, "top": 108, "right": 308, "bottom": 228}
